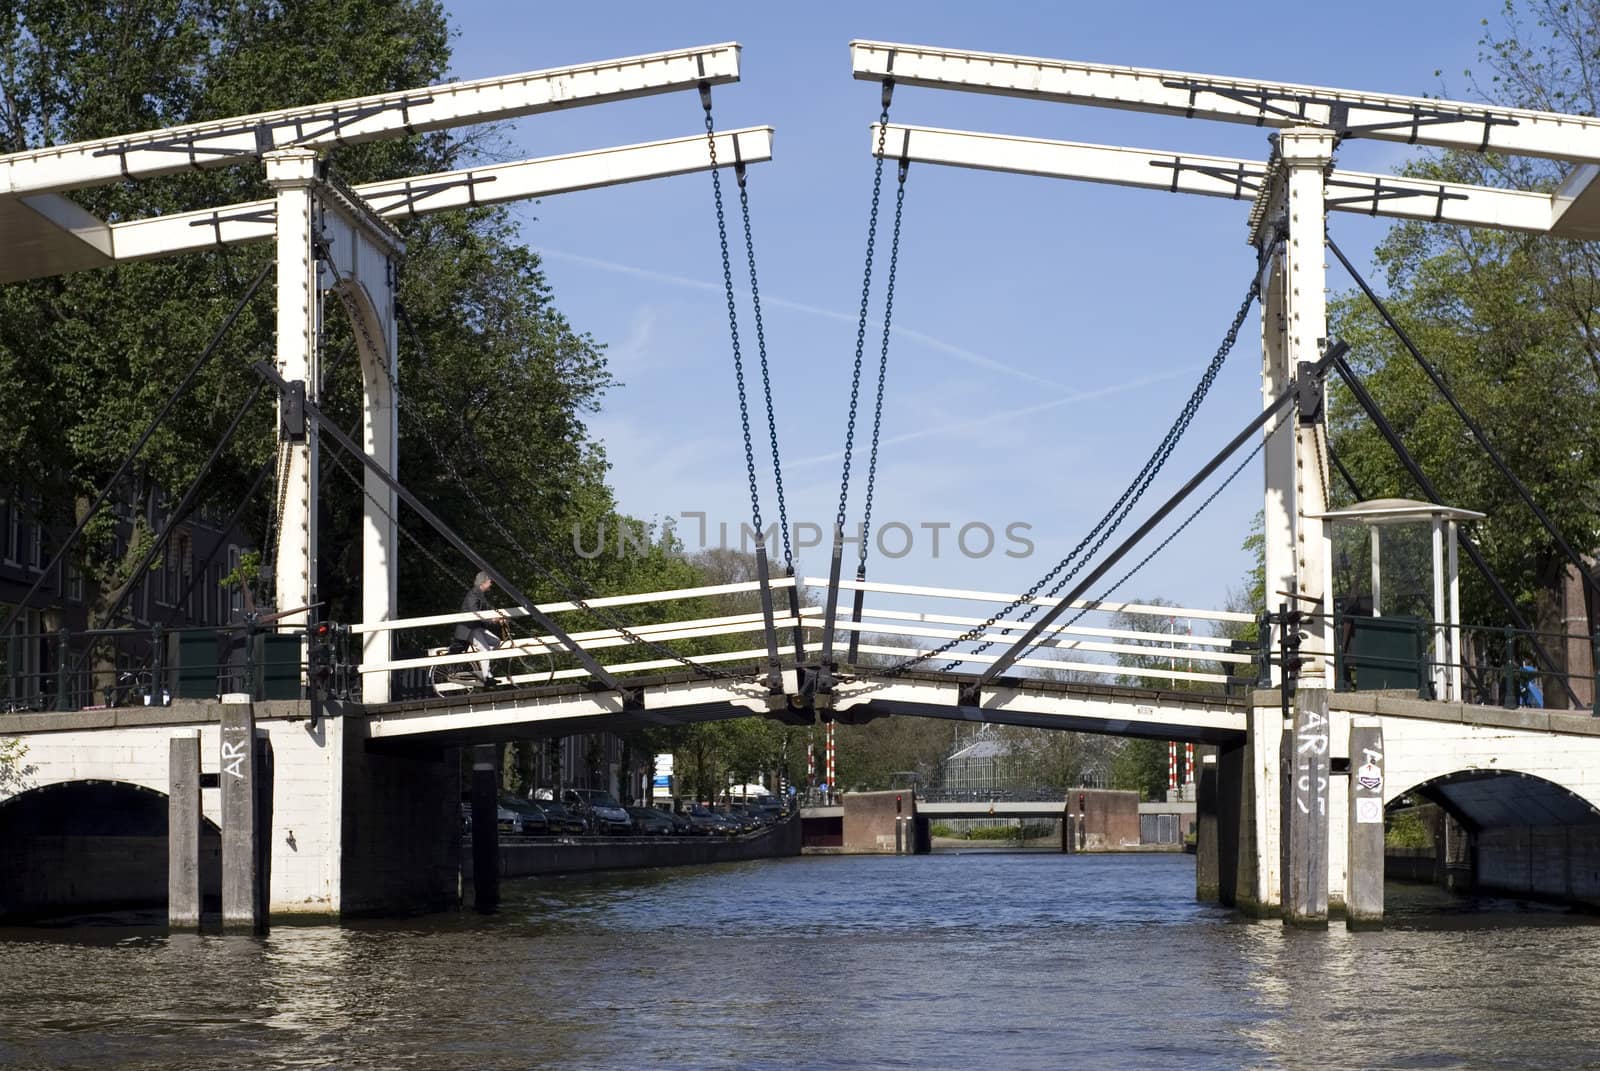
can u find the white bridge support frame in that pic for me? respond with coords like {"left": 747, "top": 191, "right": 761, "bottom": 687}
{"left": 851, "top": 39, "right": 1600, "bottom": 921}
{"left": 1253, "top": 129, "right": 1336, "bottom": 689}
{"left": 0, "top": 44, "right": 774, "bottom": 705}
{"left": 266, "top": 149, "right": 404, "bottom": 699}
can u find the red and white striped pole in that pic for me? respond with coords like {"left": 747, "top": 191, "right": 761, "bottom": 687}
{"left": 826, "top": 721, "right": 836, "bottom": 795}
{"left": 1168, "top": 741, "right": 1178, "bottom": 792}
{"left": 1185, "top": 742, "right": 1195, "bottom": 785}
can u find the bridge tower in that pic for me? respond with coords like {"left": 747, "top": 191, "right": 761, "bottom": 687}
{"left": 266, "top": 149, "right": 403, "bottom": 703}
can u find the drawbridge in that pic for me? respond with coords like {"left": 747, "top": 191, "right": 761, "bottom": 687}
{"left": 8, "top": 38, "right": 1600, "bottom": 930}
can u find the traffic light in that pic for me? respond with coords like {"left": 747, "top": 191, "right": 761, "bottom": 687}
{"left": 896, "top": 794, "right": 903, "bottom": 814}
{"left": 308, "top": 621, "right": 334, "bottom": 695}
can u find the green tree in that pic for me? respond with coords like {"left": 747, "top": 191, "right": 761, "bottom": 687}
{"left": 1109, "top": 738, "right": 1168, "bottom": 801}
{"left": 0, "top": 1, "right": 637, "bottom": 644}
{"left": 1326, "top": 0, "right": 1600, "bottom": 699}
{"left": 0, "top": 737, "right": 33, "bottom": 797}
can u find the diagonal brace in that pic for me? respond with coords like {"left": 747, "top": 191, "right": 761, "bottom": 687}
{"left": 252, "top": 361, "right": 637, "bottom": 702}
{"left": 971, "top": 341, "right": 1348, "bottom": 693}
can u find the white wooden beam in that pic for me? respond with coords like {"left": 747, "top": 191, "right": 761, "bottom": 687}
{"left": 3, "top": 129, "right": 773, "bottom": 282}
{"left": 0, "top": 43, "right": 742, "bottom": 197}
{"left": 874, "top": 124, "right": 1561, "bottom": 236}
{"left": 853, "top": 40, "right": 1600, "bottom": 165}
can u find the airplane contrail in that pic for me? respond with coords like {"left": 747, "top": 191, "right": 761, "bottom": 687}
{"left": 537, "top": 247, "right": 1076, "bottom": 392}
{"left": 789, "top": 368, "right": 1193, "bottom": 467}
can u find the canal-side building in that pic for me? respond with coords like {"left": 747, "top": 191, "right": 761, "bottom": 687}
{"left": 0, "top": 486, "right": 253, "bottom": 709}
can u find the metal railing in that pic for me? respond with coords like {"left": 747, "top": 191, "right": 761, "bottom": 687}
{"left": 1251, "top": 604, "right": 1600, "bottom": 712}
{"left": 359, "top": 575, "right": 1256, "bottom": 699}
{"left": 1, "top": 620, "right": 333, "bottom": 714}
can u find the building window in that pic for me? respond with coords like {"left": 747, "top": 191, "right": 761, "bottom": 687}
{"left": 5, "top": 501, "right": 21, "bottom": 566}
{"left": 2, "top": 607, "right": 43, "bottom": 703}
{"left": 27, "top": 518, "right": 42, "bottom": 573}
{"left": 66, "top": 563, "right": 83, "bottom": 604}
{"left": 226, "top": 546, "right": 241, "bottom": 619}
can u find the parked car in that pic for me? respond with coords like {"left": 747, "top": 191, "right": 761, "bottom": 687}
{"left": 530, "top": 798, "right": 586, "bottom": 836}
{"left": 563, "top": 789, "right": 632, "bottom": 835}
{"left": 751, "top": 796, "right": 786, "bottom": 822}
{"left": 723, "top": 805, "right": 762, "bottom": 834}
{"left": 681, "top": 802, "right": 739, "bottom": 836}
{"left": 661, "top": 807, "right": 695, "bottom": 835}
{"left": 625, "top": 806, "right": 676, "bottom": 836}
{"left": 499, "top": 794, "right": 549, "bottom": 836}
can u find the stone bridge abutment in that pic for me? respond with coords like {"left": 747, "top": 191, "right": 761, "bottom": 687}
{"left": 0, "top": 699, "right": 458, "bottom": 924}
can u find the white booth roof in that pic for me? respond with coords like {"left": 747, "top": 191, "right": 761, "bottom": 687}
{"left": 1309, "top": 497, "right": 1485, "bottom": 526}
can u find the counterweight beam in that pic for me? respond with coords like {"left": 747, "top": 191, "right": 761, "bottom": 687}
{"left": 852, "top": 40, "right": 1600, "bottom": 165}
{"left": 2, "top": 129, "right": 773, "bottom": 282}
{"left": 0, "top": 43, "right": 741, "bottom": 197}
{"left": 870, "top": 124, "right": 1576, "bottom": 237}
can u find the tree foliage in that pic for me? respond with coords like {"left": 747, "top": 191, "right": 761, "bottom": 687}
{"left": 0, "top": 0, "right": 652, "bottom": 632}
{"left": 1327, "top": 0, "right": 1600, "bottom": 650}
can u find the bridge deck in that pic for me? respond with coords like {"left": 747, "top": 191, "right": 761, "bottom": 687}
{"left": 357, "top": 661, "right": 1250, "bottom": 748}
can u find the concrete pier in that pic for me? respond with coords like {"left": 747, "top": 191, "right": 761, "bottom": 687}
{"left": 1195, "top": 747, "right": 1219, "bottom": 901}
{"left": 1347, "top": 719, "right": 1386, "bottom": 929}
{"left": 219, "top": 699, "right": 262, "bottom": 933}
{"left": 167, "top": 731, "right": 201, "bottom": 928}
{"left": 470, "top": 744, "right": 499, "bottom": 912}
{"left": 1285, "top": 688, "right": 1331, "bottom": 928}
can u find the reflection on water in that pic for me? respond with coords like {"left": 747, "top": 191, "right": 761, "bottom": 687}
{"left": 2, "top": 854, "right": 1598, "bottom": 1070}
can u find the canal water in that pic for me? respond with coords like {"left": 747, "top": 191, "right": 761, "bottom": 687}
{"left": 2, "top": 853, "right": 1598, "bottom": 1069}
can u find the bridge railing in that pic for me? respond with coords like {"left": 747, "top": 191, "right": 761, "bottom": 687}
{"left": 807, "top": 577, "right": 1254, "bottom": 691}
{"left": 1, "top": 620, "right": 317, "bottom": 713}
{"left": 355, "top": 575, "right": 1256, "bottom": 697}
{"left": 1262, "top": 604, "right": 1600, "bottom": 712}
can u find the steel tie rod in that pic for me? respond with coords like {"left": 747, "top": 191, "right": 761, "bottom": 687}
{"left": 252, "top": 361, "right": 636, "bottom": 701}
{"left": 970, "top": 341, "right": 1349, "bottom": 694}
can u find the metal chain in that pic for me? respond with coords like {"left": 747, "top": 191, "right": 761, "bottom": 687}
{"left": 702, "top": 95, "right": 765, "bottom": 545}
{"left": 737, "top": 154, "right": 793, "bottom": 571}
{"left": 1013, "top": 422, "right": 1281, "bottom": 667}
{"left": 835, "top": 108, "right": 893, "bottom": 534}
{"left": 863, "top": 267, "right": 1264, "bottom": 678}
{"left": 269, "top": 441, "right": 292, "bottom": 573}
{"left": 857, "top": 160, "right": 908, "bottom": 573}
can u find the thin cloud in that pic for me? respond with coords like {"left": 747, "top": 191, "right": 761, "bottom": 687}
{"left": 790, "top": 368, "right": 1193, "bottom": 467}
{"left": 537, "top": 247, "right": 1074, "bottom": 392}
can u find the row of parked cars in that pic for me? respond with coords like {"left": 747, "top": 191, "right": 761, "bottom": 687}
{"left": 469, "top": 788, "right": 789, "bottom": 838}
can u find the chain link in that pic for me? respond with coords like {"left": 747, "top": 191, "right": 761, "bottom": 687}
{"left": 738, "top": 157, "right": 792, "bottom": 571}
{"left": 858, "top": 161, "right": 908, "bottom": 572}
{"left": 858, "top": 267, "right": 1264, "bottom": 678}
{"left": 835, "top": 110, "right": 893, "bottom": 533}
{"left": 702, "top": 101, "right": 766, "bottom": 545}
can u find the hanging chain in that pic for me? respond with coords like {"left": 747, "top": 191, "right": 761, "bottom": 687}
{"left": 857, "top": 157, "right": 908, "bottom": 574}
{"left": 737, "top": 152, "right": 793, "bottom": 572}
{"left": 269, "top": 440, "right": 292, "bottom": 573}
{"left": 701, "top": 87, "right": 765, "bottom": 547}
{"left": 836, "top": 98, "right": 894, "bottom": 535}
{"left": 862, "top": 266, "right": 1264, "bottom": 679}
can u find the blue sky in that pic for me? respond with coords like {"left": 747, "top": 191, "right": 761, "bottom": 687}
{"left": 441, "top": 1, "right": 1497, "bottom": 620}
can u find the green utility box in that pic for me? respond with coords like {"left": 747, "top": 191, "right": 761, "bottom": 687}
{"left": 167, "top": 629, "right": 219, "bottom": 699}
{"left": 1341, "top": 614, "right": 1424, "bottom": 692}
{"left": 254, "top": 632, "right": 302, "bottom": 701}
